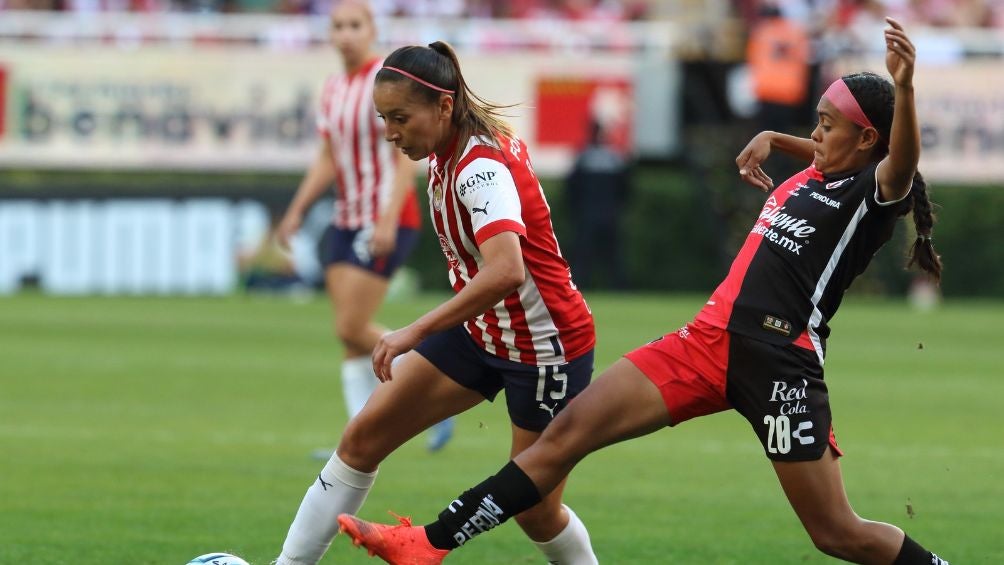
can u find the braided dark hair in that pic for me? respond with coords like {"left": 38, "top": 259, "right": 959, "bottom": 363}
{"left": 843, "top": 72, "right": 943, "bottom": 282}
{"left": 375, "top": 42, "right": 514, "bottom": 171}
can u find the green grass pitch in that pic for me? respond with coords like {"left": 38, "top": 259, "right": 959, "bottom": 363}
{"left": 1, "top": 293, "right": 1001, "bottom": 564}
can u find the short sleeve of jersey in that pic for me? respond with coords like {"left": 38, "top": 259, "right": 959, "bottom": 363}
{"left": 870, "top": 161, "right": 912, "bottom": 213}
{"left": 455, "top": 157, "right": 526, "bottom": 246}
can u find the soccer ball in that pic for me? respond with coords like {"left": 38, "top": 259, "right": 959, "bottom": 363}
{"left": 186, "top": 553, "right": 250, "bottom": 565}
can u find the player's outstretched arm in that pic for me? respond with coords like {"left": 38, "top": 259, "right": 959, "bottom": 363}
{"left": 735, "top": 131, "right": 815, "bottom": 192}
{"left": 876, "top": 16, "right": 921, "bottom": 203}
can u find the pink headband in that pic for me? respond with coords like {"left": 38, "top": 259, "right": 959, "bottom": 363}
{"left": 382, "top": 66, "right": 455, "bottom": 94}
{"left": 822, "top": 79, "right": 874, "bottom": 131}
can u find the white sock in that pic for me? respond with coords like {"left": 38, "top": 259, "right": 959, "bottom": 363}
{"left": 341, "top": 356, "right": 377, "bottom": 418}
{"left": 533, "top": 505, "right": 598, "bottom": 565}
{"left": 276, "top": 454, "right": 378, "bottom": 565}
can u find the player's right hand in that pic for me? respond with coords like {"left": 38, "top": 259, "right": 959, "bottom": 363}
{"left": 372, "top": 325, "right": 423, "bottom": 382}
{"left": 736, "top": 132, "right": 775, "bottom": 192}
{"left": 275, "top": 212, "right": 302, "bottom": 251}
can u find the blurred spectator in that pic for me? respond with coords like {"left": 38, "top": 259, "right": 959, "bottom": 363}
{"left": 564, "top": 120, "right": 632, "bottom": 290}
{"left": 746, "top": 4, "right": 812, "bottom": 135}
{"left": 3, "top": 0, "right": 58, "bottom": 8}
{"left": 5, "top": 0, "right": 1003, "bottom": 25}
{"left": 909, "top": 0, "right": 993, "bottom": 27}
{"left": 829, "top": 0, "right": 893, "bottom": 28}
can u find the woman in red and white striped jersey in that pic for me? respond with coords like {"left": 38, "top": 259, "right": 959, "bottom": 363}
{"left": 274, "top": 39, "right": 599, "bottom": 565}
{"left": 275, "top": 1, "right": 426, "bottom": 425}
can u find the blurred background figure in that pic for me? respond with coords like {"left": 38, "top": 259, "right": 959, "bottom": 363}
{"left": 746, "top": 4, "right": 812, "bottom": 136}
{"left": 564, "top": 119, "right": 632, "bottom": 290}
{"left": 274, "top": 0, "right": 453, "bottom": 451}
{"left": 744, "top": 4, "right": 813, "bottom": 181}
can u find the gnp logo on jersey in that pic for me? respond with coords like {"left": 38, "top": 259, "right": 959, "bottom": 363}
{"left": 458, "top": 170, "right": 498, "bottom": 197}
{"left": 769, "top": 378, "right": 809, "bottom": 416}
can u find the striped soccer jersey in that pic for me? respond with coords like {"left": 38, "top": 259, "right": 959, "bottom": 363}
{"left": 428, "top": 133, "right": 594, "bottom": 366}
{"left": 696, "top": 162, "right": 910, "bottom": 364}
{"left": 316, "top": 58, "right": 419, "bottom": 229}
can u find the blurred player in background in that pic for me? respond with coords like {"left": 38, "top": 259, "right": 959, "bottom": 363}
{"left": 276, "top": 40, "right": 600, "bottom": 565}
{"left": 338, "top": 18, "right": 949, "bottom": 565}
{"left": 564, "top": 119, "right": 631, "bottom": 290}
{"left": 276, "top": 0, "right": 454, "bottom": 450}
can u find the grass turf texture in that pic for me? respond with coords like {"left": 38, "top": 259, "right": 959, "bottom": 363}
{"left": 1, "top": 293, "right": 1000, "bottom": 564}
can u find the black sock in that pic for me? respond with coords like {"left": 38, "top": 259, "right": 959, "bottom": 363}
{"left": 894, "top": 534, "right": 949, "bottom": 565}
{"left": 424, "top": 460, "right": 543, "bottom": 550}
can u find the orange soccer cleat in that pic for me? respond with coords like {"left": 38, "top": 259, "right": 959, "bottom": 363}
{"left": 338, "top": 512, "right": 450, "bottom": 565}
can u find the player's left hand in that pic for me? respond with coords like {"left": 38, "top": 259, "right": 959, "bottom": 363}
{"left": 736, "top": 131, "right": 775, "bottom": 192}
{"left": 372, "top": 325, "right": 423, "bottom": 381}
{"left": 884, "top": 17, "right": 916, "bottom": 88}
{"left": 370, "top": 220, "right": 398, "bottom": 258}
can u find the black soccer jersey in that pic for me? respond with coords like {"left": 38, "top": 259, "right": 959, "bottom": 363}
{"left": 697, "top": 163, "right": 910, "bottom": 363}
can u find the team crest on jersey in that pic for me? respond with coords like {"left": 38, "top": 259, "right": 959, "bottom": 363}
{"left": 825, "top": 177, "right": 853, "bottom": 190}
{"left": 432, "top": 182, "right": 444, "bottom": 211}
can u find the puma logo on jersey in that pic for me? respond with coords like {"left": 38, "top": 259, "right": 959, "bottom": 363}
{"left": 472, "top": 201, "right": 489, "bottom": 215}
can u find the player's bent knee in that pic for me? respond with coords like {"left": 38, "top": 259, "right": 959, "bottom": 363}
{"left": 335, "top": 322, "right": 368, "bottom": 351}
{"left": 810, "top": 536, "right": 871, "bottom": 561}
{"left": 335, "top": 419, "right": 382, "bottom": 470}
{"left": 809, "top": 532, "right": 848, "bottom": 559}
{"left": 805, "top": 520, "right": 872, "bottom": 560}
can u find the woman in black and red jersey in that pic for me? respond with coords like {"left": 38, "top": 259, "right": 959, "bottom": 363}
{"left": 339, "top": 17, "right": 949, "bottom": 565}
{"left": 275, "top": 39, "right": 600, "bottom": 565}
